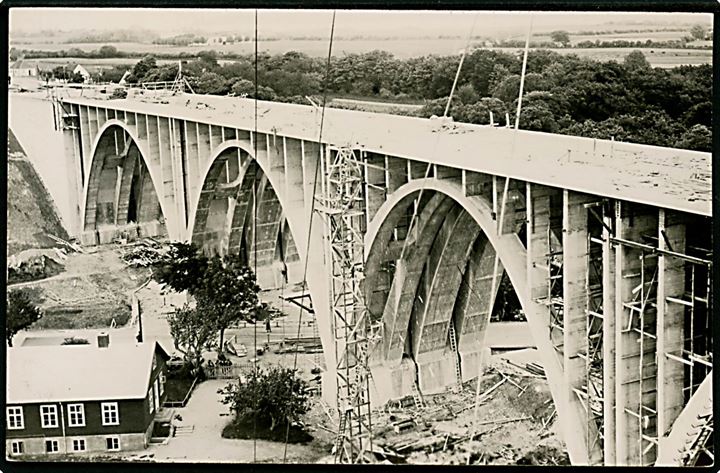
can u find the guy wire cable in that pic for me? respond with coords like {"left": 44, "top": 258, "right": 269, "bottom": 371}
{"left": 252, "top": 7, "right": 259, "bottom": 463}
{"left": 282, "top": 9, "right": 337, "bottom": 463}
{"left": 366, "top": 12, "right": 481, "bottom": 364}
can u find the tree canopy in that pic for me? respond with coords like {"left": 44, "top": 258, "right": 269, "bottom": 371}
{"left": 152, "top": 242, "right": 209, "bottom": 295}
{"left": 550, "top": 30, "right": 571, "bottom": 47}
{"left": 195, "top": 254, "right": 261, "bottom": 352}
{"left": 218, "top": 366, "right": 310, "bottom": 432}
{"left": 167, "top": 303, "right": 218, "bottom": 367}
{"left": 93, "top": 47, "right": 711, "bottom": 151}
{"left": 7, "top": 289, "right": 43, "bottom": 347}
{"left": 153, "top": 244, "right": 261, "bottom": 356}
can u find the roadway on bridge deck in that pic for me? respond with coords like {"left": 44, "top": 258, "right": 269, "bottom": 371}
{"left": 63, "top": 92, "right": 711, "bottom": 217}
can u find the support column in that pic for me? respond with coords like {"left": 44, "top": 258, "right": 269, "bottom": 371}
{"left": 562, "top": 190, "right": 603, "bottom": 464}
{"left": 614, "top": 201, "right": 660, "bottom": 466}
{"left": 602, "top": 202, "right": 616, "bottom": 465}
{"left": 61, "top": 113, "right": 83, "bottom": 237}
{"left": 656, "top": 210, "right": 686, "bottom": 443}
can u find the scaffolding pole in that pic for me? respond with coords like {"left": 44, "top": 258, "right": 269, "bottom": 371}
{"left": 317, "top": 146, "right": 374, "bottom": 464}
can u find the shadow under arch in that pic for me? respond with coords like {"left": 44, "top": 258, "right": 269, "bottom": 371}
{"left": 188, "top": 140, "right": 307, "bottom": 279}
{"left": 364, "top": 177, "right": 588, "bottom": 465}
{"left": 82, "top": 119, "right": 171, "bottom": 236}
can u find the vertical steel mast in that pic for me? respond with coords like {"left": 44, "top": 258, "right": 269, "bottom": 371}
{"left": 318, "top": 146, "right": 374, "bottom": 463}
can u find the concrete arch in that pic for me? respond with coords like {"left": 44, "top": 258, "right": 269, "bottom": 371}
{"left": 189, "top": 140, "right": 305, "bottom": 289}
{"left": 189, "top": 140, "right": 307, "bottom": 265}
{"left": 366, "top": 178, "right": 529, "bottom": 312}
{"left": 365, "top": 177, "right": 586, "bottom": 464}
{"left": 187, "top": 139, "right": 335, "bottom": 401}
{"left": 83, "top": 119, "right": 171, "bottom": 237}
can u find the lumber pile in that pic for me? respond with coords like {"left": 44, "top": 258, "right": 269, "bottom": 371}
{"left": 120, "top": 238, "right": 169, "bottom": 267}
{"left": 277, "top": 336, "right": 323, "bottom": 353}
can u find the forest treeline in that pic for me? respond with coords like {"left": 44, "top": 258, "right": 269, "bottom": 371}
{"left": 37, "top": 48, "right": 712, "bottom": 151}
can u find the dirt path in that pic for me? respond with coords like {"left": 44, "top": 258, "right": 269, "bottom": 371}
{"left": 147, "top": 380, "right": 324, "bottom": 463}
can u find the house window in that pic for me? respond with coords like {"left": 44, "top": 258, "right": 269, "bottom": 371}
{"left": 72, "top": 438, "right": 86, "bottom": 452}
{"left": 148, "top": 387, "right": 155, "bottom": 413}
{"left": 6, "top": 406, "right": 24, "bottom": 429}
{"left": 159, "top": 372, "right": 165, "bottom": 396}
{"left": 152, "top": 354, "right": 157, "bottom": 371}
{"left": 10, "top": 441, "right": 24, "bottom": 455}
{"left": 153, "top": 379, "right": 160, "bottom": 410}
{"left": 67, "top": 404, "right": 85, "bottom": 427}
{"left": 106, "top": 436, "right": 120, "bottom": 451}
{"left": 45, "top": 439, "right": 59, "bottom": 453}
{"left": 101, "top": 402, "right": 119, "bottom": 426}
{"left": 40, "top": 405, "right": 59, "bottom": 428}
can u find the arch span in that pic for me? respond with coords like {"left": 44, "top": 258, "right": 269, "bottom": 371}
{"left": 187, "top": 140, "right": 335, "bottom": 398}
{"left": 82, "top": 120, "right": 170, "bottom": 242}
{"left": 365, "top": 177, "right": 588, "bottom": 465}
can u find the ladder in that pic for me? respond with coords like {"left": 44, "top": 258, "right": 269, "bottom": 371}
{"left": 680, "top": 403, "right": 713, "bottom": 466}
{"left": 334, "top": 410, "right": 349, "bottom": 461}
{"left": 448, "top": 320, "right": 462, "bottom": 391}
{"left": 410, "top": 381, "right": 424, "bottom": 409}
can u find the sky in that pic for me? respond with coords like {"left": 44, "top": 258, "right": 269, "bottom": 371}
{"left": 9, "top": 9, "right": 713, "bottom": 39}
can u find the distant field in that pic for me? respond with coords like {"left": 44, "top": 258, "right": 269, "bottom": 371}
{"left": 489, "top": 47, "right": 711, "bottom": 68}
{"left": 26, "top": 45, "right": 711, "bottom": 72}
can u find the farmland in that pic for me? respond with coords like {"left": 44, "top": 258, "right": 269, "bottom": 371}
{"left": 11, "top": 21, "right": 712, "bottom": 68}
{"left": 15, "top": 43, "right": 712, "bottom": 70}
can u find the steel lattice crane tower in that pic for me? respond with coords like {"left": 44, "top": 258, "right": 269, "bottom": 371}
{"left": 317, "top": 146, "right": 375, "bottom": 463}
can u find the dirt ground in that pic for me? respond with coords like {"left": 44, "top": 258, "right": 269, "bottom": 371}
{"left": 213, "top": 292, "right": 568, "bottom": 465}
{"left": 11, "top": 245, "right": 150, "bottom": 332}
{"left": 7, "top": 128, "right": 69, "bottom": 256}
{"left": 9, "top": 237, "right": 568, "bottom": 464}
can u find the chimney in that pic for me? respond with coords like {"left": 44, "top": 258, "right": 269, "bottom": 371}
{"left": 97, "top": 332, "right": 110, "bottom": 348}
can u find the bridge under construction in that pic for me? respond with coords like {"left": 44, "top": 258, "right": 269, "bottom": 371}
{"left": 52, "top": 88, "right": 712, "bottom": 466}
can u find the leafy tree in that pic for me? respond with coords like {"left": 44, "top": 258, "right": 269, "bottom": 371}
{"left": 550, "top": 30, "right": 571, "bottom": 47}
{"left": 195, "top": 254, "right": 260, "bottom": 354}
{"left": 675, "top": 124, "right": 711, "bottom": 152}
{"left": 231, "top": 79, "right": 255, "bottom": 97}
{"left": 456, "top": 83, "right": 480, "bottom": 104}
{"left": 690, "top": 24, "right": 708, "bottom": 40}
{"left": 98, "top": 45, "right": 118, "bottom": 58}
{"left": 518, "top": 101, "right": 559, "bottom": 132}
{"left": 68, "top": 71, "right": 85, "bottom": 84}
{"left": 192, "top": 72, "right": 230, "bottom": 95}
{"left": 218, "top": 366, "right": 309, "bottom": 432}
{"left": 152, "top": 242, "right": 209, "bottom": 295}
{"left": 682, "top": 101, "right": 712, "bottom": 128}
{"left": 127, "top": 55, "right": 157, "bottom": 83}
{"left": 142, "top": 64, "right": 179, "bottom": 83}
{"left": 7, "top": 289, "right": 42, "bottom": 347}
{"left": 624, "top": 50, "right": 651, "bottom": 71}
{"left": 167, "top": 303, "right": 218, "bottom": 367}
{"left": 196, "top": 50, "right": 219, "bottom": 69}
{"left": 97, "top": 65, "right": 129, "bottom": 83}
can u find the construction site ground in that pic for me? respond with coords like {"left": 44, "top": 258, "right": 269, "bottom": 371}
{"left": 209, "top": 290, "right": 567, "bottom": 465}
{"left": 12, "top": 245, "right": 150, "bottom": 340}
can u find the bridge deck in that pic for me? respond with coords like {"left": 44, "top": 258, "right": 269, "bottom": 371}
{"left": 63, "top": 93, "right": 711, "bottom": 217}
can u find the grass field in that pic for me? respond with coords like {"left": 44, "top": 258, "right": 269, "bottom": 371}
{"left": 21, "top": 46, "right": 711, "bottom": 74}
{"left": 12, "top": 34, "right": 712, "bottom": 67}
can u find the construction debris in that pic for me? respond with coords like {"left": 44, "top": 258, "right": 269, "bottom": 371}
{"left": 356, "top": 352, "right": 566, "bottom": 466}
{"left": 46, "top": 233, "right": 84, "bottom": 253}
{"left": 277, "top": 336, "right": 323, "bottom": 354}
{"left": 8, "top": 247, "right": 68, "bottom": 283}
{"left": 120, "top": 238, "right": 169, "bottom": 267}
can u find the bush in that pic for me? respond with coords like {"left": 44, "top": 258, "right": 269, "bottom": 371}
{"left": 218, "top": 366, "right": 310, "bottom": 435}
{"left": 61, "top": 337, "right": 89, "bottom": 345}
